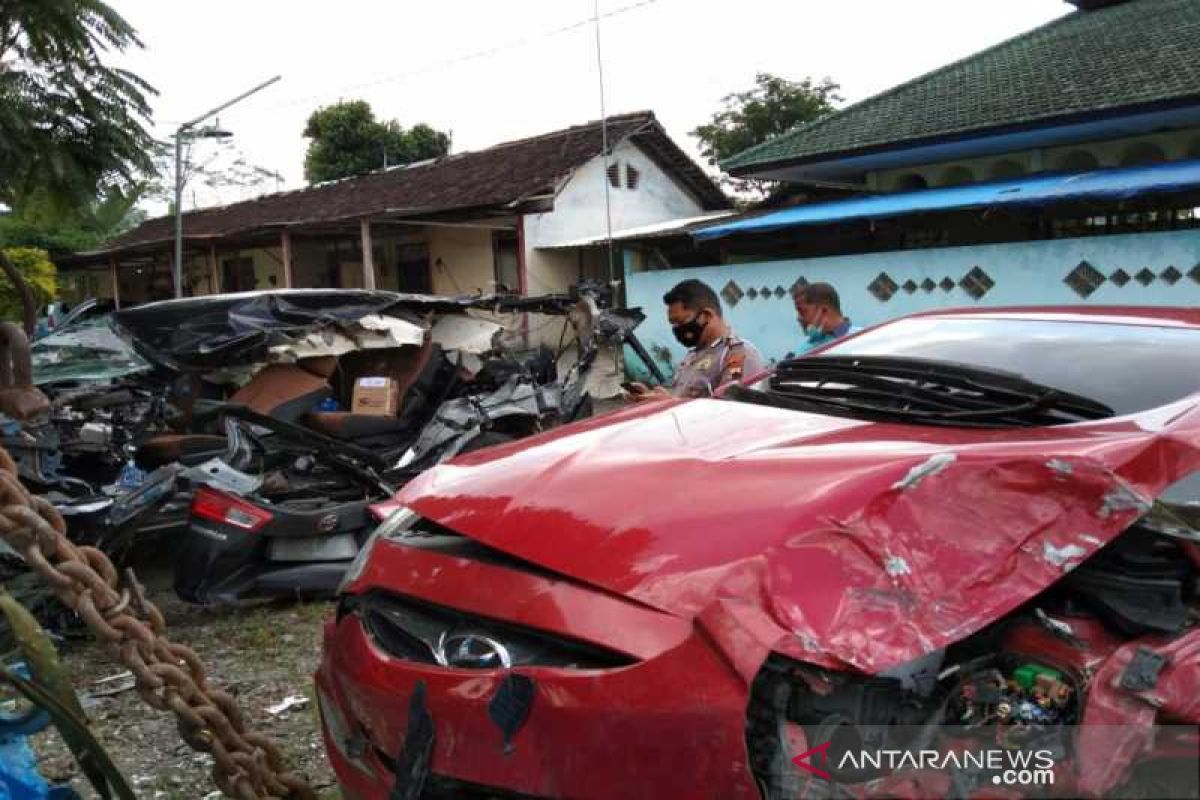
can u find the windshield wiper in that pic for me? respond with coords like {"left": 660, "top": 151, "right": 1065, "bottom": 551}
{"left": 726, "top": 355, "right": 1113, "bottom": 428}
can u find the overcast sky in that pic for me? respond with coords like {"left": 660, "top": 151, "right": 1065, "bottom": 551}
{"left": 111, "top": 0, "right": 1071, "bottom": 214}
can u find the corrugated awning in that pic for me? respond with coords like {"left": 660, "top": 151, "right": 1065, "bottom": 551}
{"left": 694, "top": 159, "right": 1200, "bottom": 241}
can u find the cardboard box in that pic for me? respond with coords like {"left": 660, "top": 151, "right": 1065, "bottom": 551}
{"left": 351, "top": 376, "right": 399, "bottom": 416}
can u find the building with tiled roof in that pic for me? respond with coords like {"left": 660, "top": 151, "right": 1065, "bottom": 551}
{"left": 62, "top": 111, "right": 727, "bottom": 305}
{"left": 725, "top": 0, "right": 1200, "bottom": 189}
{"left": 602, "top": 0, "right": 1200, "bottom": 380}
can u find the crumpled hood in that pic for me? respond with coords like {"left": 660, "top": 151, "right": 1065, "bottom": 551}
{"left": 399, "top": 397, "right": 1200, "bottom": 675}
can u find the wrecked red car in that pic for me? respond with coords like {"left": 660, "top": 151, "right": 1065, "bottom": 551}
{"left": 317, "top": 306, "right": 1200, "bottom": 799}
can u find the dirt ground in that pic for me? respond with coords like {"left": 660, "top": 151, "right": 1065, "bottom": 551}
{"left": 27, "top": 557, "right": 340, "bottom": 799}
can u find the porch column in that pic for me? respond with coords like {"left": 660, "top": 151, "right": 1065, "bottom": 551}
{"left": 280, "top": 228, "right": 294, "bottom": 288}
{"left": 360, "top": 218, "right": 376, "bottom": 290}
{"left": 109, "top": 257, "right": 121, "bottom": 309}
{"left": 208, "top": 245, "right": 220, "bottom": 294}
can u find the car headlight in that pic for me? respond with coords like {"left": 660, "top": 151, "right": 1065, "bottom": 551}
{"left": 336, "top": 506, "right": 420, "bottom": 594}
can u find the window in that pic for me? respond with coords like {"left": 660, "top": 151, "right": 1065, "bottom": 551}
{"left": 395, "top": 242, "right": 431, "bottom": 294}
{"left": 607, "top": 162, "right": 621, "bottom": 188}
{"left": 890, "top": 173, "right": 928, "bottom": 191}
{"left": 1052, "top": 150, "right": 1100, "bottom": 173}
{"left": 986, "top": 159, "right": 1025, "bottom": 180}
{"left": 493, "top": 230, "right": 521, "bottom": 293}
{"left": 625, "top": 164, "right": 641, "bottom": 190}
{"left": 1119, "top": 142, "right": 1167, "bottom": 167}
{"left": 938, "top": 166, "right": 974, "bottom": 186}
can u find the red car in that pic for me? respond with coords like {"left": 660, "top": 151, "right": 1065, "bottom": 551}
{"left": 317, "top": 307, "right": 1200, "bottom": 799}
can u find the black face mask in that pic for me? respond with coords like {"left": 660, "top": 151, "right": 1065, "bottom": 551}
{"left": 672, "top": 312, "right": 708, "bottom": 347}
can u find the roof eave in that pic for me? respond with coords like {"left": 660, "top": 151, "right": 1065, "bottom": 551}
{"left": 726, "top": 95, "right": 1200, "bottom": 179}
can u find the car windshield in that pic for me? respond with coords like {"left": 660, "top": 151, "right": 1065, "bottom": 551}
{"left": 820, "top": 317, "right": 1200, "bottom": 417}
{"left": 30, "top": 315, "right": 151, "bottom": 385}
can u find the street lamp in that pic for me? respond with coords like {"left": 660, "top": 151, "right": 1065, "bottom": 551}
{"left": 173, "top": 75, "right": 281, "bottom": 298}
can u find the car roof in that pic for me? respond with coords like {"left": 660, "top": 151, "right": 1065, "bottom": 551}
{"left": 894, "top": 305, "right": 1200, "bottom": 329}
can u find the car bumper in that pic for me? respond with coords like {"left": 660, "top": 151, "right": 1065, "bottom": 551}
{"left": 317, "top": 613, "right": 759, "bottom": 799}
{"left": 317, "top": 536, "right": 762, "bottom": 799}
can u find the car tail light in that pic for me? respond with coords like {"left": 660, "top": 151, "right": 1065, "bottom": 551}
{"left": 190, "top": 486, "right": 273, "bottom": 532}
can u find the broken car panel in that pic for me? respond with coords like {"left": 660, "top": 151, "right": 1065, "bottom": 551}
{"left": 321, "top": 306, "right": 1200, "bottom": 799}
{"left": 171, "top": 284, "right": 656, "bottom": 604}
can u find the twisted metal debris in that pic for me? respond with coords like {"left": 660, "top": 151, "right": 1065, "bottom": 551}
{"left": 0, "top": 447, "right": 316, "bottom": 800}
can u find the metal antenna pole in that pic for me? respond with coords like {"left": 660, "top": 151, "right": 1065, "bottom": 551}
{"left": 594, "top": 0, "right": 616, "bottom": 283}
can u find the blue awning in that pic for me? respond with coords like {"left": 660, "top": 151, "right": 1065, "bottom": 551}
{"left": 694, "top": 159, "right": 1200, "bottom": 241}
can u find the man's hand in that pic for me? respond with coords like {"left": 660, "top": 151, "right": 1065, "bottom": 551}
{"left": 623, "top": 381, "right": 672, "bottom": 402}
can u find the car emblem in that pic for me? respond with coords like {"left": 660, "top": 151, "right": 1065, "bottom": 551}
{"left": 434, "top": 632, "right": 512, "bottom": 669}
{"left": 316, "top": 513, "right": 339, "bottom": 533}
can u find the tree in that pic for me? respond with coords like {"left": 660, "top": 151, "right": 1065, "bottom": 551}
{"left": 0, "top": 0, "right": 156, "bottom": 208}
{"left": 303, "top": 100, "right": 451, "bottom": 183}
{"left": 0, "top": 247, "right": 55, "bottom": 324}
{"left": 692, "top": 73, "right": 842, "bottom": 196}
{"left": 0, "top": 0, "right": 156, "bottom": 333}
{"left": 0, "top": 187, "right": 145, "bottom": 258}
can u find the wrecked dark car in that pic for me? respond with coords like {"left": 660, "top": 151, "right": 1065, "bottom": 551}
{"left": 169, "top": 285, "right": 657, "bottom": 603}
{"left": 319, "top": 306, "right": 1200, "bottom": 799}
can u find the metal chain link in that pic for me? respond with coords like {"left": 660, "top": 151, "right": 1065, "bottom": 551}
{"left": 0, "top": 447, "right": 318, "bottom": 800}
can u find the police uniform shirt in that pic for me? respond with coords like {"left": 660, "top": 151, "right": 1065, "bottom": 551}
{"left": 671, "top": 334, "right": 765, "bottom": 398}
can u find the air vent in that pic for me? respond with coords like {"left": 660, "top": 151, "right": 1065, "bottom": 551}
{"left": 625, "top": 164, "right": 640, "bottom": 190}
{"left": 607, "top": 162, "right": 620, "bottom": 188}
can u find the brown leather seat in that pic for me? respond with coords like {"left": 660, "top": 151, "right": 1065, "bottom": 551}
{"left": 228, "top": 363, "right": 332, "bottom": 422}
{"left": 137, "top": 360, "right": 334, "bottom": 468}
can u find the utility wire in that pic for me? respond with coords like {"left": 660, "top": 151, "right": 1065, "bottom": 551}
{"left": 248, "top": 0, "right": 662, "bottom": 114}
{"left": 594, "top": 0, "right": 616, "bottom": 284}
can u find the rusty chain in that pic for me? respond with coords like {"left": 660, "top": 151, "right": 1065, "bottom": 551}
{"left": 0, "top": 447, "right": 317, "bottom": 800}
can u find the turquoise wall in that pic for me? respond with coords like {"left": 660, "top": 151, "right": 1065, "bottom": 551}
{"left": 624, "top": 229, "right": 1200, "bottom": 380}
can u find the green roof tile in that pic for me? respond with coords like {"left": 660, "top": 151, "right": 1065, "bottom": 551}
{"left": 724, "top": 0, "right": 1200, "bottom": 173}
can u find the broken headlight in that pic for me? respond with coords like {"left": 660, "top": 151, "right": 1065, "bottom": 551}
{"left": 352, "top": 591, "right": 635, "bottom": 670}
{"left": 336, "top": 505, "right": 419, "bottom": 594}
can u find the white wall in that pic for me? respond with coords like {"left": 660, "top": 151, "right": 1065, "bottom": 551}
{"left": 524, "top": 139, "right": 708, "bottom": 294}
{"left": 427, "top": 226, "right": 495, "bottom": 295}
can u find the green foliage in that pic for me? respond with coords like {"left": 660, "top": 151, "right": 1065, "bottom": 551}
{"left": 0, "top": 187, "right": 145, "bottom": 257}
{"left": 303, "top": 99, "right": 451, "bottom": 183}
{"left": 0, "top": 588, "right": 136, "bottom": 799}
{"left": 692, "top": 73, "right": 841, "bottom": 193}
{"left": 0, "top": 247, "right": 56, "bottom": 322}
{"left": 0, "top": 0, "right": 157, "bottom": 210}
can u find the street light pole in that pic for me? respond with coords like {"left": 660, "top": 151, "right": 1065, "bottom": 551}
{"left": 172, "top": 74, "right": 281, "bottom": 299}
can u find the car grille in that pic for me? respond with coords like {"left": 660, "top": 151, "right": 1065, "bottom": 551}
{"left": 345, "top": 591, "right": 636, "bottom": 670}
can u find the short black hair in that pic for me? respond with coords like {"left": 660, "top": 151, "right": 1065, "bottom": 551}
{"left": 662, "top": 279, "right": 722, "bottom": 316}
{"left": 795, "top": 281, "right": 842, "bottom": 313}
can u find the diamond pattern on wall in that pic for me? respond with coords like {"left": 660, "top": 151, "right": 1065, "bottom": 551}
{"left": 959, "top": 266, "right": 995, "bottom": 300}
{"left": 1109, "top": 269, "right": 1131, "bottom": 287}
{"left": 902, "top": 279, "right": 918, "bottom": 294}
{"left": 790, "top": 277, "right": 809, "bottom": 295}
{"left": 939, "top": 277, "right": 955, "bottom": 292}
{"left": 921, "top": 278, "right": 936, "bottom": 293}
{"left": 759, "top": 286, "right": 771, "bottom": 298}
{"left": 1161, "top": 266, "right": 1182, "bottom": 285}
{"left": 1190, "top": 264, "right": 1200, "bottom": 285}
{"left": 746, "top": 287, "right": 758, "bottom": 299}
{"left": 773, "top": 286, "right": 787, "bottom": 298}
{"left": 720, "top": 280, "right": 744, "bottom": 307}
{"left": 1135, "top": 268, "right": 1156, "bottom": 286}
{"left": 1064, "top": 260, "right": 1106, "bottom": 299}
{"left": 867, "top": 272, "right": 900, "bottom": 303}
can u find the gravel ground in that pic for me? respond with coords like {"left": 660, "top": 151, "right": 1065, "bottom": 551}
{"left": 27, "top": 559, "right": 340, "bottom": 799}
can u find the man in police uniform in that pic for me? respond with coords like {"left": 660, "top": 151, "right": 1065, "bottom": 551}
{"left": 626, "top": 279, "right": 764, "bottom": 401}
